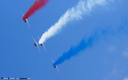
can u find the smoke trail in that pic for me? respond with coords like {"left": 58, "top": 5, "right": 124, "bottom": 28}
{"left": 39, "top": 0, "right": 107, "bottom": 44}
{"left": 53, "top": 17, "right": 128, "bottom": 66}
{"left": 23, "top": 0, "right": 49, "bottom": 20}
{"left": 53, "top": 29, "right": 109, "bottom": 66}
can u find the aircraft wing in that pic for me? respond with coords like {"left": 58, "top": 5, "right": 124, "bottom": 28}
{"left": 43, "top": 44, "right": 47, "bottom": 51}
{"left": 56, "top": 66, "right": 60, "bottom": 74}
{"left": 37, "top": 44, "right": 40, "bottom": 52}
{"left": 51, "top": 58, "right": 55, "bottom": 63}
{"left": 21, "top": 12, "right": 24, "bottom": 16}
{"left": 32, "top": 36, "right": 37, "bottom": 43}
{"left": 26, "top": 20, "right": 30, "bottom": 28}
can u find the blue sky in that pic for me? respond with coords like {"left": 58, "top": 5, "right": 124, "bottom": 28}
{"left": 0, "top": 0, "right": 128, "bottom": 80}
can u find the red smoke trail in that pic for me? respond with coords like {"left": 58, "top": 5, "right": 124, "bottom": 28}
{"left": 23, "top": 0, "right": 49, "bottom": 20}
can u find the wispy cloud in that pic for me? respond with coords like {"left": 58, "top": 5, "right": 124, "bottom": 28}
{"left": 39, "top": 0, "right": 107, "bottom": 44}
{"left": 123, "top": 49, "right": 128, "bottom": 58}
{"left": 108, "top": 45, "right": 116, "bottom": 52}
{"left": 123, "top": 77, "right": 128, "bottom": 80}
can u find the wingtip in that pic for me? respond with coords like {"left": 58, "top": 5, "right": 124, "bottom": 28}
{"left": 56, "top": 65, "right": 60, "bottom": 74}
{"left": 21, "top": 12, "right": 24, "bottom": 16}
{"left": 43, "top": 44, "right": 47, "bottom": 52}
{"left": 27, "top": 21, "right": 31, "bottom": 28}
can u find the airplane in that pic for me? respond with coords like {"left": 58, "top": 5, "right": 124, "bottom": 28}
{"left": 37, "top": 36, "right": 46, "bottom": 51}
{"left": 32, "top": 36, "right": 40, "bottom": 52}
{"left": 21, "top": 12, "right": 30, "bottom": 28}
{"left": 51, "top": 58, "right": 60, "bottom": 74}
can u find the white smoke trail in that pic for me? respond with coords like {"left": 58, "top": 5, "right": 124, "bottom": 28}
{"left": 39, "top": 0, "right": 107, "bottom": 44}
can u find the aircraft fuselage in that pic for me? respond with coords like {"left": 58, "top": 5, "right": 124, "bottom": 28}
{"left": 53, "top": 66, "right": 56, "bottom": 68}
{"left": 34, "top": 43, "right": 37, "bottom": 46}
{"left": 40, "top": 44, "right": 43, "bottom": 46}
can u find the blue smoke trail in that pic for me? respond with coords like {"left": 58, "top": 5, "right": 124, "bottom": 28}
{"left": 52, "top": 15, "right": 128, "bottom": 66}
{"left": 53, "top": 30, "right": 103, "bottom": 66}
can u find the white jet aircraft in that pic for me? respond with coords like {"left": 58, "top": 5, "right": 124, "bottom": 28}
{"left": 51, "top": 58, "right": 60, "bottom": 74}
{"left": 32, "top": 36, "right": 40, "bottom": 52}
{"left": 22, "top": 12, "right": 30, "bottom": 28}
{"left": 37, "top": 36, "right": 46, "bottom": 51}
